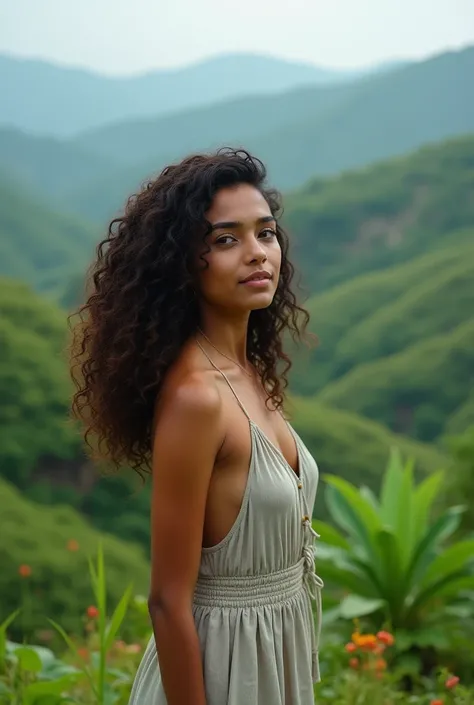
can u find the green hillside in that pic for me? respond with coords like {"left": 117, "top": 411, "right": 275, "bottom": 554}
{"left": 0, "top": 174, "right": 97, "bottom": 291}
{"left": 290, "top": 396, "right": 447, "bottom": 498}
{"left": 64, "top": 45, "right": 474, "bottom": 222}
{"left": 258, "top": 45, "right": 474, "bottom": 189}
{"left": 0, "top": 127, "right": 116, "bottom": 204}
{"left": 284, "top": 134, "right": 474, "bottom": 290}
{"left": 290, "top": 239, "right": 474, "bottom": 393}
{"left": 334, "top": 256, "right": 474, "bottom": 373}
{"left": 0, "top": 477, "right": 149, "bottom": 637}
{"left": 0, "top": 279, "right": 80, "bottom": 485}
{"left": 318, "top": 319, "right": 474, "bottom": 442}
{"left": 445, "top": 392, "right": 474, "bottom": 435}
{"left": 2, "top": 46, "right": 470, "bottom": 224}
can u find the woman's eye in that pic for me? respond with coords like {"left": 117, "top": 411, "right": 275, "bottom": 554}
{"left": 215, "top": 235, "right": 236, "bottom": 245}
{"left": 259, "top": 228, "right": 277, "bottom": 239}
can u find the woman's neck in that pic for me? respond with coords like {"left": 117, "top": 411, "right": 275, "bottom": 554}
{"left": 198, "top": 314, "right": 249, "bottom": 367}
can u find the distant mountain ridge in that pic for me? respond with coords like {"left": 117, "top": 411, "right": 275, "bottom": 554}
{"left": 0, "top": 52, "right": 374, "bottom": 137}
{"left": 1, "top": 45, "right": 471, "bottom": 224}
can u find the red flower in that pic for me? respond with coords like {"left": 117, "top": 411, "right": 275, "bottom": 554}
{"left": 445, "top": 676, "right": 460, "bottom": 689}
{"left": 86, "top": 605, "right": 99, "bottom": 619}
{"left": 345, "top": 642, "right": 357, "bottom": 653}
{"left": 19, "top": 564, "right": 32, "bottom": 578}
{"left": 349, "top": 658, "right": 359, "bottom": 669}
{"left": 376, "top": 630, "right": 395, "bottom": 646}
{"left": 430, "top": 700, "right": 444, "bottom": 705}
{"left": 67, "top": 539, "right": 80, "bottom": 552}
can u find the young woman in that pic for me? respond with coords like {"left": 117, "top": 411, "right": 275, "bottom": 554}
{"left": 71, "top": 149, "right": 323, "bottom": 705}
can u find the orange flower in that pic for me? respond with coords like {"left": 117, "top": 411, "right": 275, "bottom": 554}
{"left": 86, "top": 605, "right": 99, "bottom": 619}
{"left": 445, "top": 676, "right": 460, "bottom": 689}
{"left": 351, "top": 630, "right": 361, "bottom": 644}
{"left": 345, "top": 642, "right": 357, "bottom": 653}
{"left": 375, "top": 658, "right": 387, "bottom": 671}
{"left": 376, "top": 630, "right": 395, "bottom": 646}
{"left": 18, "top": 564, "right": 32, "bottom": 578}
{"left": 67, "top": 539, "right": 80, "bottom": 552}
{"left": 357, "top": 634, "right": 378, "bottom": 650}
{"left": 349, "top": 658, "right": 359, "bottom": 669}
{"left": 430, "top": 700, "right": 443, "bottom": 705}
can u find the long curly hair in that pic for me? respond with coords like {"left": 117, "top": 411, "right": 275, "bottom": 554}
{"left": 70, "top": 148, "right": 310, "bottom": 474}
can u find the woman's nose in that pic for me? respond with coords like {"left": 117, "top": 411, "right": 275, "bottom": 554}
{"left": 246, "top": 239, "right": 267, "bottom": 263}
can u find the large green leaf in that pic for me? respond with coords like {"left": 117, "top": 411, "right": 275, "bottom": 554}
{"left": 315, "top": 558, "right": 377, "bottom": 597}
{"left": 407, "top": 569, "right": 468, "bottom": 618}
{"left": 312, "top": 520, "right": 349, "bottom": 550}
{"left": 433, "top": 576, "right": 474, "bottom": 598}
{"left": 339, "top": 595, "right": 386, "bottom": 619}
{"left": 24, "top": 675, "right": 82, "bottom": 705}
{"left": 324, "top": 479, "right": 382, "bottom": 573}
{"left": 359, "top": 486, "right": 380, "bottom": 513}
{"left": 380, "top": 447, "right": 404, "bottom": 528}
{"left": 420, "top": 540, "right": 474, "bottom": 588}
{"left": 374, "top": 529, "right": 404, "bottom": 621}
{"left": 324, "top": 475, "right": 382, "bottom": 536}
{"left": 395, "top": 461, "right": 415, "bottom": 570}
{"left": 405, "top": 506, "right": 465, "bottom": 589}
{"left": 104, "top": 583, "right": 133, "bottom": 652}
{"left": 0, "top": 609, "right": 19, "bottom": 672}
{"left": 324, "top": 484, "right": 372, "bottom": 552}
{"left": 412, "top": 471, "right": 444, "bottom": 544}
{"left": 13, "top": 646, "right": 43, "bottom": 673}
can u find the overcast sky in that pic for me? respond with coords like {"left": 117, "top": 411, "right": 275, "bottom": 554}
{"left": 1, "top": 0, "right": 474, "bottom": 75}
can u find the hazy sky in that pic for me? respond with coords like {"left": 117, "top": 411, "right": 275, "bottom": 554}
{"left": 2, "top": 0, "right": 474, "bottom": 75}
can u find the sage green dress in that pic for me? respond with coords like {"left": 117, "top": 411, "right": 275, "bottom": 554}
{"left": 129, "top": 350, "right": 323, "bottom": 704}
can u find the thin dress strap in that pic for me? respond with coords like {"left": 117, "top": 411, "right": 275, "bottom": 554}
{"left": 195, "top": 338, "right": 251, "bottom": 421}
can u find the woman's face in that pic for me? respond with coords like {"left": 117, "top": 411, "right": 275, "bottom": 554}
{"left": 196, "top": 183, "right": 282, "bottom": 314}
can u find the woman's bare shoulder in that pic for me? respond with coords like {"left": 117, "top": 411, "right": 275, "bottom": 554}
{"left": 154, "top": 341, "right": 222, "bottom": 429}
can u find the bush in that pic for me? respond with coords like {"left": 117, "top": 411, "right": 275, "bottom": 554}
{"left": 0, "top": 479, "right": 150, "bottom": 640}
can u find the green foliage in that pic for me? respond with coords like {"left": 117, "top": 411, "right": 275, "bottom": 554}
{"left": 318, "top": 319, "right": 474, "bottom": 441}
{"left": 290, "top": 239, "right": 474, "bottom": 395}
{"left": 289, "top": 398, "right": 447, "bottom": 517}
{"left": 0, "top": 479, "right": 149, "bottom": 639}
{"left": 0, "top": 279, "right": 82, "bottom": 484}
{"left": 314, "top": 450, "right": 474, "bottom": 644}
{"left": 0, "top": 175, "right": 96, "bottom": 293}
{"left": 443, "top": 427, "right": 474, "bottom": 533}
{"left": 2, "top": 638, "right": 83, "bottom": 705}
{"left": 284, "top": 134, "right": 474, "bottom": 291}
{"left": 333, "top": 256, "right": 474, "bottom": 374}
{"left": 445, "top": 392, "right": 474, "bottom": 436}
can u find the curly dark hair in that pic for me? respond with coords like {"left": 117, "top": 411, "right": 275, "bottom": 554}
{"left": 70, "top": 148, "right": 310, "bottom": 473}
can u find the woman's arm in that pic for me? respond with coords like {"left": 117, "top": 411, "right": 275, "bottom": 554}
{"left": 147, "top": 375, "right": 222, "bottom": 705}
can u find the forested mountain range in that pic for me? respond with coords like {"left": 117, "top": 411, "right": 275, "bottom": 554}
{"left": 1, "top": 42, "right": 473, "bottom": 554}
{"left": 0, "top": 52, "right": 371, "bottom": 137}
{"left": 1, "top": 45, "right": 472, "bottom": 224}
{"left": 0, "top": 172, "right": 97, "bottom": 292}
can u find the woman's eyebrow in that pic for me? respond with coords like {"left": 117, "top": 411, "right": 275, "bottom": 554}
{"left": 211, "top": 216, "right": 276, "bottom": 231}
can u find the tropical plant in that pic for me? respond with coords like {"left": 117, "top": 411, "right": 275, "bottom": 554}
{"left": 314, "top": 449, "right": 474, "bottom": 656}
{"left": 0, "top": 545, "right": 135, "bottom": 705}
